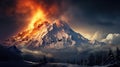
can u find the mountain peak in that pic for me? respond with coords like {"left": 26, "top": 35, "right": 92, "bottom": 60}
{"left": 4, "top": 20, "right": 92, "bottom": 49}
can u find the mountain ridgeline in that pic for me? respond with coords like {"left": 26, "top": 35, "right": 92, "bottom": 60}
{"left": 4, "top": 20, "right": 104, "bottom": 49}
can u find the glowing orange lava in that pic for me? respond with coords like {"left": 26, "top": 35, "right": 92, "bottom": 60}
{"left": 16, "top": 0, "right": 47, "bottom": 31}
{"left": 28, "top": 9, "right": 45, "bottom": 30}
{"left": 11, "top": 0, "right": 52, "bottom": 41}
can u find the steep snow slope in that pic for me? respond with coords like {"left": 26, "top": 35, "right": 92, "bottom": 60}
{"left": 4, "top": 20, "right": 105, "bottom": 49}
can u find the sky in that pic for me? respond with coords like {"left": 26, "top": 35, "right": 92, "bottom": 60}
{"left": 0, "top": 0, "right": 120, "bottom": 44}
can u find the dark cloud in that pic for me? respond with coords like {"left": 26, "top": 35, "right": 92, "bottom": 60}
{"left": 64, "top": 0, "right": 120, "bottom": 35}
{"left": 0, "top": 0, "right": 16, "bottom": 40}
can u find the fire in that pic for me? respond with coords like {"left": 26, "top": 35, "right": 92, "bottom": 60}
{"left": 16, "top": 0, "right": 46, "bottom": 31}
{"left": 11, "top": 0, "right": 50, "bottom": 41}
{"left": 29, "top": 9, "right": 45, "bottom": 30}
{"left": 3, "top": 0, "right": 64, "bottom": 46}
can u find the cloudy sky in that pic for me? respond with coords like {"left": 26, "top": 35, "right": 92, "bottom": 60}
{"left": 0, "top": 0, "right": 120, "bottom": 44}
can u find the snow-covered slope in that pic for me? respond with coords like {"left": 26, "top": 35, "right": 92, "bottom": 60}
{"left": 40, "top": 21, "right": 90, "bottom": 49}
{"left": 4, "top": 20, "right": 104, "bottom": 49}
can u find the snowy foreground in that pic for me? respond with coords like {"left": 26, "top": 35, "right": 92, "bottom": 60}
{"left": 0, "top": 61, "right": 110, "bottom": 67}
{"left": 37, "top": 63, "right": 108, "bottom": 67}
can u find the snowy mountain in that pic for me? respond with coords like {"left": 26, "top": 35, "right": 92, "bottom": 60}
{"left": 2, "top": 20, "right": 111, "bottom": 67}
{"left": 4, "top": 20, "right": 104, "bottom": 49}
{"left": 40, "top": 21, "right": 90, "bottom": 49}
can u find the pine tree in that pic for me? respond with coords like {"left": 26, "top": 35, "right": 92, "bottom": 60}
{"left": 80, "top": 59, "right": 83, "bottom": 65}
{"left": 88, "top": 53, "right": 95, "bottom": 66}
{"left": 103, "top": 49, "right": 115, "bottom": 65}
{"left": 43, "top": 55, "right": 47, "bottom": 63}
{"left": 116, "top": 47, "right": 120, "bottom": 63}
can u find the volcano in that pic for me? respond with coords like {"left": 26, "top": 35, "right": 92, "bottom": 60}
{"left": 4, "top": 20, "right": 103, "bottom": 49}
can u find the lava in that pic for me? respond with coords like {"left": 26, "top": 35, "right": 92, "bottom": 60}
{"left": 14, "top": 0, "right": 51, "bottom": 40}
{"left": 29, "top": 9, "right": 45, "bottom": 30}
{"left": 16, "top": 0, "right": 47, "bottom": 31}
